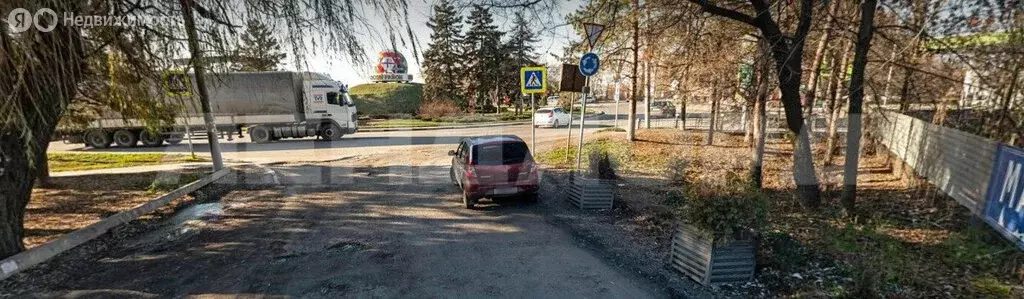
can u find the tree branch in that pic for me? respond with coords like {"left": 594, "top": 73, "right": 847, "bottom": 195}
{"left": 685, "top": 0, "right": 756, "bottom": 26}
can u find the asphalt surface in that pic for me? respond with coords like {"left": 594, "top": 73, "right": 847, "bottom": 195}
{"left": 13, "top": 104, "right": 678, "bottom": 298}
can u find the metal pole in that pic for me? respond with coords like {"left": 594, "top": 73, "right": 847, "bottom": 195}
{"left": 882, "top": 44, "right": 897, "bottom": 106}
{"left": 566, "top": 93, "right": 575, "bottom": 164}
{"left": 615, "top": 100, "right": 620, "bottom": 128}
{"left": 576, "top": 77, "right": 589, "bottom": 171}
{"left": 531, "top": 93, "right": 536, "bottom": 151}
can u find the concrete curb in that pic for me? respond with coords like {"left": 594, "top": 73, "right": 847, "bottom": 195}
{"left": 0, "top": 167, "right": 232, "bottom": 281}
{"left": 358, "top": 121, "right": 530, "bottom": 132}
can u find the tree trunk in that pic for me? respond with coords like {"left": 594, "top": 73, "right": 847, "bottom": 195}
{"left": 180, "top": 0, "right": 225, "bottom": 171}
{"left": 707, "top": 83, "right": 719, "bottom": 146}
{"left": 750, "top": 40, "right": 772, "bottom": 188}
{"left": 995, "top": 61, "right": 1022, "bottom": 135}
{"left": 0, "top": 1, "right": 84, "bottom": 258}
{"left": 744, "top": 104, "right": 753, "bottom": 145}
{"left": 36, "top": 155, "right": 51, "bottom": 187}
{"left": 841, "top": 0, "right": 878, "bottom": 216}
{"left": 899, "top": 67, "right": 913, "bottom": 113}
{"left": 627, "top": 0, "right": 641, "bottom": 141}
{"left": 803, "top": 0, "right": 839, "bottom": 118}
{"left": 823, "top": 42, "right": 852, "bottom": 165}
{"left": 765, "top": 36, "right": 822, "bottom": 208}
{"left": 644, "top": 58, "right": 652, "bottom": 129}
{"left": 681, "top": 98, "right": 688, "bottom": 130}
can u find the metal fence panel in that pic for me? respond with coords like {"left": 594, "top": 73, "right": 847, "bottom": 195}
{"left": 869, "top": 111, "right": 998, "bottom": 212}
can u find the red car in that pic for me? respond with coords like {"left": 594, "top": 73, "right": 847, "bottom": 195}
{"left": 448, "top": 135, "right": 539, "bottom": 208}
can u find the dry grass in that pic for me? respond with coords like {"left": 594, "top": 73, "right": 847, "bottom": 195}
{"left": 25, "top": 168, "right": 207, "bottom": 248}
{"left": 537, "top": 128, "right": 1024, "bottom": 298}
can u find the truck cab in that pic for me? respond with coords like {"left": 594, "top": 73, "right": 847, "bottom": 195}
{"left": 303, "top": 74, "right": 358, "bottom": 137}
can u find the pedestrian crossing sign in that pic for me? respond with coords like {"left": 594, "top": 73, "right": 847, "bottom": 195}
{"left": 520, "top": 67, "right": 547, "bottom": 94}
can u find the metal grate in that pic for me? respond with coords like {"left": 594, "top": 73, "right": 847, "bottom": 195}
{"left": 566, "top": 175, "right": 615, "bottom": 210}
{"left": 669, "top": 225, "right": 756, "bottom": 286}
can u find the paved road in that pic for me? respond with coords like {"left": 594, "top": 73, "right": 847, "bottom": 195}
{"left": 14, "top": 110, "right": 672, "bottom": 298}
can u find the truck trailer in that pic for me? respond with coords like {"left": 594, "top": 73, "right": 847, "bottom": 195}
{"left": 63, "top": 71, "right": 358, "bottom": 148}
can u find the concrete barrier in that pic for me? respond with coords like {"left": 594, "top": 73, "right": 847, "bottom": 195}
{"left": 0, "top": 167, "right": 232, "bottom": 281}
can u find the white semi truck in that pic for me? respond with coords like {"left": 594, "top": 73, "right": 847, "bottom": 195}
{"left": 63, "top": 71, "right": 358, "bottom": 148}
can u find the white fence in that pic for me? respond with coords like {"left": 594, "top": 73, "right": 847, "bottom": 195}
{"left": 869, "top": 110, "right": 999, "bottom": 213}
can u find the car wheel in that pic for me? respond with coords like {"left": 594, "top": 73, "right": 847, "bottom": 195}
{"left": 449, "top": 167, "right": 459, "bottom": 187}
{"left": 553, "top": 120, "right": 559, "bottom": 128}
{"left": 463, "top": 192, "right": 476, "bottom": 209}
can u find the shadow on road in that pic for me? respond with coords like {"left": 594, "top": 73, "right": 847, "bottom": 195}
{"left": 4, "top": 164, "right": 655, "bottom": 298}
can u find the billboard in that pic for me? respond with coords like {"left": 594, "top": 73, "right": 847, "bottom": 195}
{"left": 983, "top": 144, "right": 1024, "bottom": 249}
{"left": 369, "top": 50, "right": 413, "bottom": 83}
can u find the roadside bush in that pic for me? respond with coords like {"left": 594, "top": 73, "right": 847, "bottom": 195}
{"left": 417, "top": 100, "right": 460, "bottom": 120}
{"left": 587, "top": 149, "right": 617, "bottom": 179}
{"left": 499, "top": 113, "right": 532, "bottom": 121}
{"left": 680, "top": 173, "right": 767, "bottom": 240}
{"left": 666, "top": 155, "right": 689, "bottom": 186}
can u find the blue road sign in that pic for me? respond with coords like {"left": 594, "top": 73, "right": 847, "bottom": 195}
{"left": 520, "top": 67, "right": 547, "bottom": 94}
{"left": 984, "top": 144, "right": 1024, "bottom": 249}
{"left": 579, "top": 52, "right": 600, "bottom": 77}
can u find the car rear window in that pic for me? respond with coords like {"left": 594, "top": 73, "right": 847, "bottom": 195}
{"left": 472, "top": 142, "right": 531, "bottom": 165}
{"left": 535, "top": 109, "right": 552, "bottom": 114}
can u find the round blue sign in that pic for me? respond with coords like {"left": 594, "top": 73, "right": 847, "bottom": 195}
{"left": 579, "top": 52, "right": 600, "bottom": 77}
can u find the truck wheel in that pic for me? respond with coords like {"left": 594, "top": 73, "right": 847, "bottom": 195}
{"left": 249, "top": 126, "right": 272, "bottom": 143}
{"left": 139, "top": 130, "right": 164, "bottom": 147}
{"left": 113, "top": 130, "right": 138, "bottom": 148}
{"left": 166, "top": 134, "right": 184, "bottom": 145}
{"left": 320, "top": 123, "right": 344, "bottom": 141}
{"left": 85, "top": 130, "right": 112, "bottom": 149}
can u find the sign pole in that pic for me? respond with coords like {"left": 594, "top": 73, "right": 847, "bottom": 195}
{"left": 531, "top": 93, "right": 536, "bottom": 151}
{"left": 576, "top": 77, "right": 589, "bottom": 171}
{"left": 615, "top": 101, "right": 620, "bottom": 129}
{"left": 565, "top": 93, "right": 575, "bottom": 164}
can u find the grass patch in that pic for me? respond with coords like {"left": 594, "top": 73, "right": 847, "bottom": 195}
{"left": 48, "top": 153, "right": 205, "bottom": 172}
{"left": 363, "top": 119, "right": 457, "bottom": 128}
{"left": 596, "top": 127, "right": 626, "bottom": 133}
{"left": 349, "top": 83, "right": 423, "bottom": 117}
{"left": 536, "top": 137, "right": 628, "bottom": 170}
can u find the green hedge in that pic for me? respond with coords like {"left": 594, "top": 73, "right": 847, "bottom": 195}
{"left": 349, "top": 83, "right": 423, "bottom": 117}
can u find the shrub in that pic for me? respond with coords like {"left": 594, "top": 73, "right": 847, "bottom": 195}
{"left": 587, "top": 149, "right": 617, "bottom": 179}
{"left": 666, "top": 155, "right": 689, "bottom": 186}
{"left": 417, "top": 100, "right": 460, "bottom": 120}
{"left": 680, "top": 173, "right": 767, "bottom": 240}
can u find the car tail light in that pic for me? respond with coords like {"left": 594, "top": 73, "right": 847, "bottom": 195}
{"left": 465, "top": 167, "right": 477, "bottom": 181}
{"left": 548, "top": 111, "right": 554, "bottom": 118}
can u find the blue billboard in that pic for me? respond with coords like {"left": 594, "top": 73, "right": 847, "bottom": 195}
{"left": 984, "top": 144, "right": 1024, "bottom": 249}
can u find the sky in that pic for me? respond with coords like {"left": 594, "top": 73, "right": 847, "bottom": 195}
{"left": 282, "top": 0, "right": 584, "bottom": 86}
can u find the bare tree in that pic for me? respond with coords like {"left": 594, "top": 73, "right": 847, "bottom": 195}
{"left": 0, "top": 0, "right": 417, "bottom": 259}
{"left": 684, "top": 0, "right": 822, "bottom": 208}
{"left": 842, "top": 0, "right": 880, "bottom": 215}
